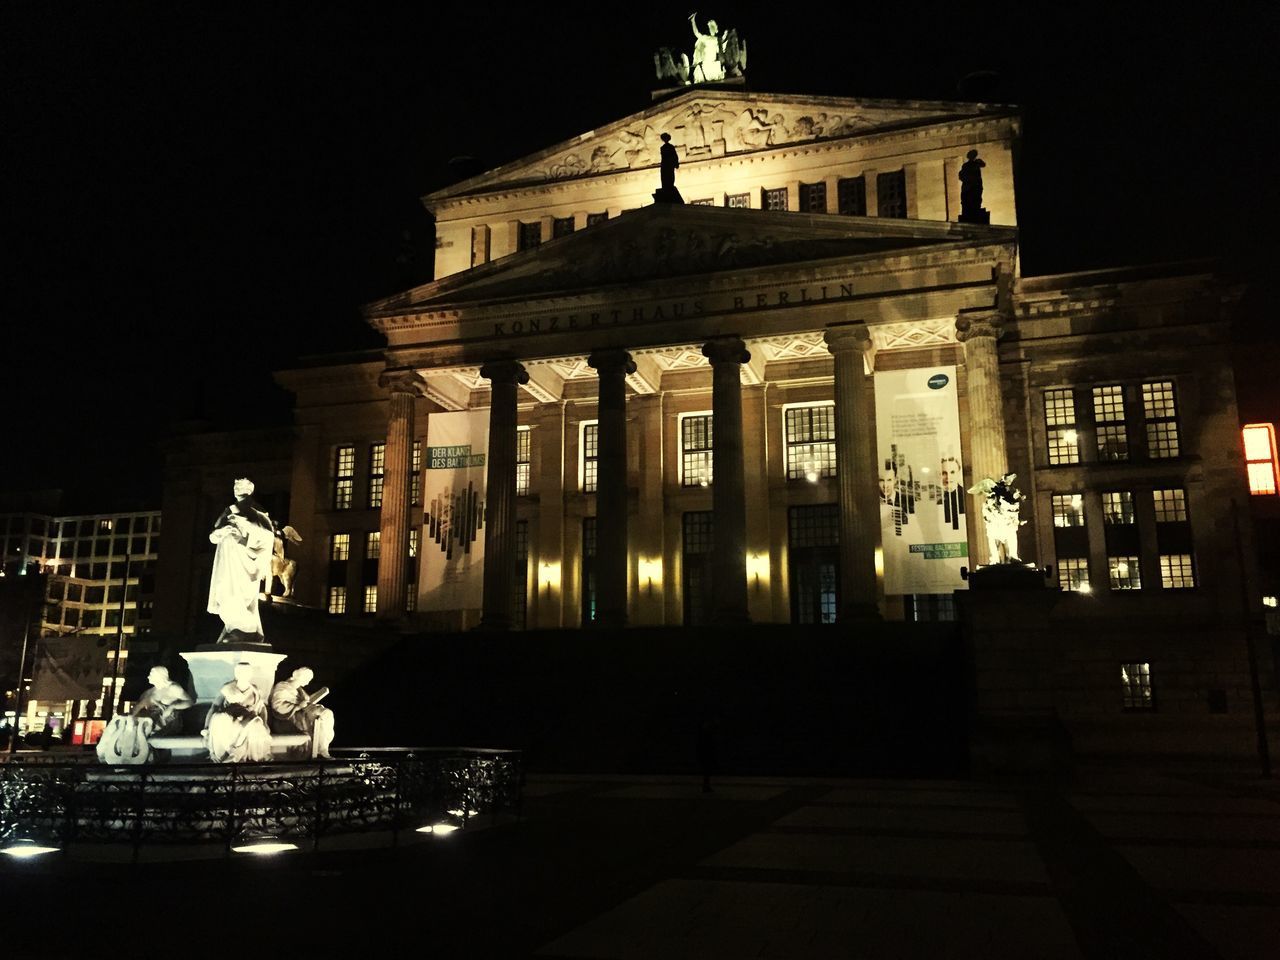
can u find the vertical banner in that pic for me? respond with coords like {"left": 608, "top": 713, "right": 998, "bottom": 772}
{"left": 419, "top": 410, "right": 490, "bottom": 612}
{"left": 874, "top": 366, "right": 969, "bottom": 594}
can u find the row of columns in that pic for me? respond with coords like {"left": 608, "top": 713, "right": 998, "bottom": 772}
{"left": 377, "top": 312, "right": 1010, "bottom": 629}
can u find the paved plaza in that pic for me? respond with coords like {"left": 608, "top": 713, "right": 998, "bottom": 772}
{"left": 6, "top": 769, "right": 1280, "bottom": 958}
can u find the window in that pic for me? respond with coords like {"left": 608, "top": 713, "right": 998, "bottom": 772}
{"left": 1152, "top": 488, "right": 1188, "bottom": 523}
{"left": 327, "top": 586, "right": 347, "bottom": 615}
{"left": 1121, "top": 662, "right": 1154, "bottom": 710}
{"left": 1142, "top": 381, "right": 1180, "bottom": 458}
{"left": 837, "top": 176, "right": 866, "bottom": 216}
{"left": 1051, "top": 494, "right": 1085, "bottom": 527}
{"left": 363, "top": 584, "right": 378, "bottom": 614}
{"left": 405, "top": 586, "right": 416, "bottom": 613}
{"left": 1058, "top": 558, "right": 1090, "bottom": 592}
{"left": 518, "top": 221, "right": 542, "bottom": 251}
{"left": 516, "top": 426, "right": 532, "bottom": 497}
{"left": 581, "top": 517, "right": 597, "bottom": 625}
{"left": 512, "top": 520, "right": 529, "bottom": 629}
{"left": 330, "top": 534, "right": 350, "bottom": 561}
{"left": 785, "top": 404, "right": 836, "bottom": 481}
{"left": 725, "top": 192, "right": 750, "bottom": 209}
{"left": 368, "top": 442, "right": 386, "bottom": 508}
{"left": 907, "top": 594, "right": 956, "bottom": 622}
{"left": 580, "top": 421, "right": 599, "bottom": 493}
{"left": 586, "top": 211, "right": 608, "bottom": 226}
{"left": 1159, "top": 554, "right": 1196, "bottom": 589}
{"left": 408, "top": 528, "right": 418, "bottom": 559}
{"left": 552, "top": 216, "right": 574, "bottom": 238}
{"left": 411, "top": 440, "right": 422, "bottom": 506}
{"left": 1102, "top": 491, "right": 1135, "bottom": 525}
{"left": 334, "top": 445, "right": 355, "bottom": 509}
{"left": 1108, "top": 555, "right": 1142, "bottom": 590}
{"left": 682, "top": 512, "right": 714, "bottom": 625}
{"left": 762, "top": 187, "right": 788, "bottom": 211}
{"left": 681, "top": 414, "right": 714, "bottom": 487}
{"left": 799, "top": 182, "right": 826, "bottom": 213}
{"left": 789, "top": 505, "right": 840, "bottom": 624}
{"left": 99, "top": 518, "right": 114, "bottom": 532}
{"left": 365, "top": 531, "right": 381, "bottom": 560}
{"left": 1092, "top": 385, "right": 1128, "bottom": 461}
{"left": 1044, "top": 389, "right": 1080, "bottom": 465}
{"left": 877, "top": 170, "right": 907, "bottom": 218}
{"left": 690, "top": 198, "right": 715, "bottom": 206}
{"left": 1243, "top": 424, "right": 1279, "bottom": 495}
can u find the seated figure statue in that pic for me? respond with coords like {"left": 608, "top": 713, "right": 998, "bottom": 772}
{"left": 270, "top": 667, "right": 334, "bottom": 759}
{"left": 130, "top": 666, "right": 194, "bottom": 736}
{"left": 204, "top": 661, "right": 273, "bottom": 763}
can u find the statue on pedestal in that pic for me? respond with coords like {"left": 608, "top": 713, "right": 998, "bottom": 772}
{"left": 969, "top": 473, "right": 1026, "bottom": 564}
{"left": 653, "top": 133, "right": 684, "bottom": 204}
{"left": 208, "top": 478, "right": 275, "bottom": 643}
{"left": 270, "top": 667, "right": 334, "bottom": 760}
{"left": 204, "top": 662, "right": 272, "bottom": 763}
{"left": 130, "top": 666, "right": 193, "bottom": 737}
{"left": 958, "top": 150, "right": 989, "bottom": 224}
{"left": 689, "top": 13, "right": 724, "bottom": 83}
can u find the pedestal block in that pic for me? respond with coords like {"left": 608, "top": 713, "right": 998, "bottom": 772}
{"left": 181, "top": 645, "right": 288, "bottom": 703}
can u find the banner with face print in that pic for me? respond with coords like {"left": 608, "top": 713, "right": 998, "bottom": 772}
{"left": 419, "top": 410, "right": 489, "bottom": 612}
{"left": 874, "top": 366, "right": 969, "bottom": 595}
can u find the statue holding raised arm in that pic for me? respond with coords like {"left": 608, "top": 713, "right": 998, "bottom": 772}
{"left": 689, "top": 13, "right": 724, "bottom": 82}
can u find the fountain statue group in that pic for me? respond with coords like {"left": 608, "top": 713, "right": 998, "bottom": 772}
{"left": 97, "top": 478, "right": 333, "bottom": 765}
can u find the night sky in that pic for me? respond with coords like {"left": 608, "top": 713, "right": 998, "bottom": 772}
{"left": 4, "top": 3, "right": 1276, "bottom": 510}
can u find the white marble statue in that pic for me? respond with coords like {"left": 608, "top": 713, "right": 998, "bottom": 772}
{"left": 204, "top": 661, "right": 273, "bottom": 763}
{"left": 689, "top": 13, "right": 724, "bottom": 83}
{"left": 270, "top": 667, "right": 334, "bottom": 760}
{"left": 968, "top": 473, "right": 1026, "bottom": 564}
{"left": 208, "top": 478, "right": 275, "bottom": 643}
{"left": 130, "top": 666, "right": 194, "bottom": 737}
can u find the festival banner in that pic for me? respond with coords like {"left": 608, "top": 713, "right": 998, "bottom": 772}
{"left": 31, "top": 635, "right": 108, "bottom": 701}
{"left": 874, "top": 366, "right": 969, "bottom": 595}
{"left": 418, "top": 410, "right": 489, "bottom": 612}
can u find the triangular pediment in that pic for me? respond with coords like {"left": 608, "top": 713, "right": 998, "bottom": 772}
{"left": 426, "top": 89, "right": 1014, "bottom": 202}
{"left": 366, "top": 205, "right": 1016, "bottom": 314}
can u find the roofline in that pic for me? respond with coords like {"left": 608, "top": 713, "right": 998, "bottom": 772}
{"left": 1017, "top": 258, "right": 1222, "bottom": 294}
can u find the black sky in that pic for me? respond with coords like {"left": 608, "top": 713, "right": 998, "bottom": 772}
{"left": 3, "top": 2, "right": 1277, "bottom": 509}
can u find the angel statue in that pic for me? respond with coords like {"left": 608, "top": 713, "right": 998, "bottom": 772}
{"left": 689, "top": 13, "right": 724, "bottom": 83}
{"left": 208, "top": 478, "right": 275, "bottom": 643}
{"left": 653, "top": 46, "right": 690, "bottom": 84}
{"left": 267, "top": 521, "right": 303, "bottom": 599}
{"left": 967, "top": 473, "right": 1026, "bottom": 564}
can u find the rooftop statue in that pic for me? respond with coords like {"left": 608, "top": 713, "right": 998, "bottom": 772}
{"left": 689, "top": 13, "right": 724, "bottom": 83}
{"left": 208, "top": 478, "right": 275, "bottom": 643}
{"left": 958, "top": 149, "right": 990, "bottom": 224}
{"left": 653, "top": 14, "right": 747, "bottom": 87}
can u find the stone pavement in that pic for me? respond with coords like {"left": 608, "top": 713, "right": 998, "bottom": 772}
{"left": 5, "top": 769, "right": 1280, "bottom": 958}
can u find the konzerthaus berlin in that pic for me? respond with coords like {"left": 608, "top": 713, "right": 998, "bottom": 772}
{"left": 155, "top": 83, "right": 1275, "bottom": 761}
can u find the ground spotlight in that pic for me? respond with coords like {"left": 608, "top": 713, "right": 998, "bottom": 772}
{"left": 1, "top": 838, "right": 60, "bottom": 860}
{"left": 230, "top": 831, "right": 299, "bottom": 855}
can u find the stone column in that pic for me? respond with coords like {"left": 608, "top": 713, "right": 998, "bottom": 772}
{"left": 825, "top": 323, "right": 880, "bottom": 619}
{"left": 588, "top": 349, "right": 635, "bottom": 629}
{"left": 956, "top": 309, "right": 1009, "bottom": 566}
{"left": 703, "top": 337, "right": 751, "bottom": 625}
{"left": 376, "top": 370, "right": 424, "bottom": 621}
{"left": 479, "top": 359, "right": 529, "bottom": 630}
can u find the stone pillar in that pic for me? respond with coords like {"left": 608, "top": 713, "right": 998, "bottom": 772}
{"left": 825, "top": 323, "right": 880, "bottom": 619}
{"left": 956, "top": 309, "right": 1009, "bottom": 566}
{"left": 588, "top": 349, "right": 636, "bottom": 629}
{"left": 376, "top": 370, "right": 423, "bottom": 621}
{"left": 479, "top": 359, "right": 529, "bottom": 630}
{"left": 703, "top": 337, "right": 751, "bottom": 625}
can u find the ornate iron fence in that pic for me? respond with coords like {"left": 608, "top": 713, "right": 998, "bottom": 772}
{"left": 0, "top": 747, "right": 522, "bottom": 853}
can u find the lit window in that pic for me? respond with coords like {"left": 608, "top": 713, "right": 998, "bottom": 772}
{"left": 334, "top": 446, "right": 355, "bottom": 509}
{"left": 1044, "top": 389, "right": 1080, "bottom": 465}
{"left": 512, "top": 519, "right": 529, "bottom": 629}
{"left": 799, "top": 182, "right": 826, "bottom": 213}
{"left": 762, "top": 187, "right": 788, "bottom": 211}
{"left": 1051, "top": 494, "right": 1085, "bottom": 527}
{"left": 1121, "top": 662, "right": 1153, "bottom": 710}
{"left": 365, "top": 531, "right": 381, "bottom": 561}
{"left": 363, "top": 584, "right": 377, "bottom": 614}
{"left": 876, "top": 170, "right": 907, "bottom": 218}
{"left": 330, "top": 534, "right": 350, "bottom": 561}
{"left": 405, "top": 587, "right": 416, "bottom": 613}
{"left": 580, "top": 421, "right": 599, "bottom": 493}
{"left": 99, "top": 518, "right": 114, "bottom": 532}
{"left": 1160, "top": 554, "right": 1196, "bottom": 589}
{"left": 725, "top": 192, "right": 750, "bottom": 209}
{"left": 516, "top": 426, "right": 532, "bottom": 497}
{"left": 1142, "top": 381, "right": 1180, "bottom": 458}
{"left": 1152, "top": 488, "right": 1188, "bottom": 523}
{"left": 1093, "top": 385, "right": 1128, "bottom": 461}
{"left": 785, "top": 404, "right": 836, "bottom": 481}
{"left": 1243, "top": 424, "right": 1279, "bottom": 495}
{"left": 408, "top": 528, "right": 418, "bottom": 559}
{"left": 411, "top": 440, "right": 422, "bottom": 506}
{"left": 368, "top": 442, "right": 386, "bottom": 509}
{"left": 837, "top": 176, "right": 866, "bottom": 216}
{"left": 690, "top": 198, "right": 715, "bottom": 206}
{"left": 1058, "top": 558, "right": 1090, "bottom": 592}
{"left": 552, "top": 216, "right": 574, "bottom": 238}
{"left": 517, "top": 221, "right": 541, "bottom": 251}
{"left": 1101, "top": 491, "right": 1135, "bottom": 525}
{"left": 327, "top": 586, "right": 347, "bottom": 615}
{"left": 681, "top": 414, "right": 714, "bottom": 488}
{"left": 1108, "top": 555, "right": 1142, "bottom": 590}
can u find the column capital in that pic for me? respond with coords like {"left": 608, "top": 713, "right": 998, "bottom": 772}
{"left": 702, "top": 337, "right": 750, "bottom": 366}
{"left": 955, "top": 309, "right": 1006, "bottom": 344}
{"left": 824, "top": 322, "right": 873, "bottom": 355}
{"left": 587, "top": 348, "right": 637, "bottom": 376}
{"left": 479, "top": 359, "right": 529, "bottom": 386}
{"left": 378, "top": 368, "right": 427, "bottom": 396}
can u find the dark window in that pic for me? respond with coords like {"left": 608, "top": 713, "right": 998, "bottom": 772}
{"left": 762, "top": 187, "right": 788, "bottom": 211}
{"left": 512, "top": 519, "right": 529, "bottom": 629}
{"left": 906, "top": 594, "right": 956, "bottom": 621}
{"left": 586, "top": 212, "right": 609, "bottom": 226}
{"left": 581, "top": 517, "right": 597, "bottom": 626}
{"left": 552, "top": 216, "right": 574, "bottom": 238}
{"left": 799, "top": 182, "right": 827, "bottom": 213}
{"left": 518, "top": 221, "right": 542, "bottom": 251}
{"left": 837, "top": 176, "right": 866, "bottom": 216}
{"left": 725, "top": 193, "right": 750, "bottom": 209}
{"left": 877, "top": 170, "right": 907, "bottom": 218}
{"left": 690, "top": 198, "right": 715, "bottom": 206}
{"left": 788, "top": 504, "right": 840, "bottom": 624}
{"left": 682, "top": 512, "right": 714, "bottom": 625}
